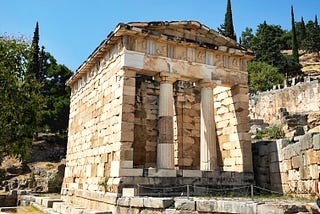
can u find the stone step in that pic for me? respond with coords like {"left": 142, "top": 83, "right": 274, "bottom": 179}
{"left": 41, "top": 198, "right": 64, "bottom": 208}
{"left": 0, "top": 207, "right": 17, "bottom": 212}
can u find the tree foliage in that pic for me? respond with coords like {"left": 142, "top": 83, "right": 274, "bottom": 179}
{"left": 0, "top": 23, "right": 73, "bottom": 163}
{"left": 40, "top": 52, "right": 73, "bottom": 133}
{"left": 246, "top": 21, "right": 301, "bottom": 78}
{"left": 303, "top": 18, "right": 320, "bottom": 56}
{"left": 218, "top": 0, "right": 237, "bottom": 41}
{"left": 248, "top": 61, "right": 285, "bottom": 93}
{"left": 240, "top": 27, "right": 254, "bottom": 49}
{"left": 0, "top": 37, "right": 36, "bottom": 162}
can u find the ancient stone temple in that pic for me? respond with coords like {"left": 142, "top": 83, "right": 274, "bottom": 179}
{"left": 62, "top": 21, "right": 254, "bottom": 208}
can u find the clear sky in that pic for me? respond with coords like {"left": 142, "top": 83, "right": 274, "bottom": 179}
{"left": 1, "top": 0, "right": 319, "bottom": 72}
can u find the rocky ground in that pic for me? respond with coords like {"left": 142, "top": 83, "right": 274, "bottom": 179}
{"left": 0, "top": 136, "right": 66, "bottom": 194}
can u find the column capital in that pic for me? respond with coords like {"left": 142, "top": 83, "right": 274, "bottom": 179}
{"left": 196, "top": 79, "right": 217, "bottom": 88}
{"left": 154, "top": 72, "right": 179, "bottom": 83}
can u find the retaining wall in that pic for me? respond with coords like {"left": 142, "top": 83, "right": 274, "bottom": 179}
{"left": 249, "top": 79, "right": 320, "bottom": 125}
{"left": 252, "top": 133, "right": 320, "bottom": 196}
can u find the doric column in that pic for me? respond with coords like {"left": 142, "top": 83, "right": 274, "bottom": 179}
{"left": 157, "top": 74, "right": 176, "bottom": 169}
{"left": 199, "top": 81, "right": 218, "bottom": 171}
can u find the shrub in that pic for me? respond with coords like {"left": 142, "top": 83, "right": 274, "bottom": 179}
{"left": 248, "top": 61, "right": 285, "bottom": 93}
{"left": 255, "top": 126, "right": 284, "bottom": 140}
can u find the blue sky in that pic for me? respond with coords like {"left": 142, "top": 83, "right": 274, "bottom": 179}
{"left": 1, "top": 0, "right": 320, "bottom": 72}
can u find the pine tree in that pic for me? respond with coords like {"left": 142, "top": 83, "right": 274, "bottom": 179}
{"left": 218, "top": 0, "right": 237, "bottom": 41}
{"left": 291, "top": 6, "right": 299, "bottom": 63}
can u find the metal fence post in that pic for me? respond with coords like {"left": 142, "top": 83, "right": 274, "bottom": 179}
{"left": 187, "top": 185, "right": 190, "bottom": 199}
{"left": 251, "top": 184, "right": 254, "bottom": 200}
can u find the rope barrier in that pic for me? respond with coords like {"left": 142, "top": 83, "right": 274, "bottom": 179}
{"left": 253, "top": 185, "right": 283, "bottom": 195}
{"left": 136, "top": 184, "right": 283, "bottom": 198}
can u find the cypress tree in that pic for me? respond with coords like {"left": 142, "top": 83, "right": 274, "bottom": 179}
{"left": 27, "top": 22, "right": 40, "bottom": 80}
{"left": 298, "top": 17, "right": 307, "bottom": 50}
{"left": 300, "top": 17, "right": 306, "bottom": 39}
{"left": 291, "top": 6, "right": 299, "bottom": 63}
{"left": 218, "top": 0, "right": 237, "bottom": 41}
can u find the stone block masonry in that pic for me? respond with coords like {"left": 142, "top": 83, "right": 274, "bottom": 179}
{"left": 62, "top": 21, "right": 254, "bottom": 211}
{"left": 253, "top": 133, "right": 320, "bottom": 196}
{"left": 250, "top": 79, "right": 320, "bottom": 126}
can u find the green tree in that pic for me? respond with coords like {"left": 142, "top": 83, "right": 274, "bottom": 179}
{"left": 27, "top": 22, "right": 41, "bottom": 81}
{"left": 248, "top": 61, "right": 285, "bottom": 93}
{"left": 249, "top": 22, "right": 286, "bottom": 68}
{"left": 296, "top": 17, "right": 306, "bottom": 50}
{"left": 0, "top": 37, "right": 36, "bottom": 162}
{"left": 40, "top": 52, "right": 73, "bottom": 133}
{"left": 218, "top": 0, "right": 237, "bottom": 41}
{"left": 240, "top": 27, "right": 254, "bottom": 49}
{"left": 304, "top": 17, "right": 320, "bottom": 57}
{"left": 291, "top": 6, "right": 299, "bottom": 63}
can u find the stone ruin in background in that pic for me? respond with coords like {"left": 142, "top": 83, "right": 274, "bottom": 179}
{"left": 61, "top": 21, "right": 254, "bottom": 210}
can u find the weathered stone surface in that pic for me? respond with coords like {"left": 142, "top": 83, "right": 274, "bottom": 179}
{"left": 175, "top": 199, "right": 195, "bottom": 210}
{"left": 313, "top": 133, "right": 320, "bottom": 150}
{"left": 143, "top": 197, "right": 173, "bottom": 209}
{"left": 196, "top": 199, "right": 217, "bottom": 212}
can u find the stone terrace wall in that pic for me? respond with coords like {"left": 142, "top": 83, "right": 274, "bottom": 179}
{"left": 249, "top": 80, "right": 320, "bottom": 125}
{"left": 252, "top": 133, "right": 320, "bottom": 196}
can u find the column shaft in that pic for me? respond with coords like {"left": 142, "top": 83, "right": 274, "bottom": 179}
{"left": 157, "top": 82, "right": 174, "bottom": 169}
{"left": 200, "top": 87, "right": 217, "bottom": 171}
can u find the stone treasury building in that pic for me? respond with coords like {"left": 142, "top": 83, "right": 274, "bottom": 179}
{"left": 62, "top": 21, "right": 254, "bottom": 207}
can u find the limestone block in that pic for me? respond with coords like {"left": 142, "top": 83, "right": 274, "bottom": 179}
{"left": 309, "top": 164, "right": 319, "bottom": 179}
{"left": 122, "top": 188, "right": 136, "bottom": 197}
{"left": 230, "top": 149, "right": 242, "bottom": 157}
{"left": 235, "top": 157, "right": 244, "bottom": 165}
{"left": 35, "top": 197, "right": 49, "bottom": 206}
{"left": 291, "top": 156, "right": 302, "bottom": 169}
{"left": 300, "top": 133, "right": 314, "bottom": 150}
{"left": 279, "top": 161, "right": 288, "bottom": 173}
{"left": 148, "top": 169, "right": 177, "bottom": 177}
{"left": 196, "top": 200, "right": 217, "bottom": 212}
{"left": 286, "top": 159, "right": 292, "bottom": 170}
{"left": 222, "top": 142, "right": 235, "bottom": 150}
{"left": 222, "top": 97, "right": 234, "bottom": 106}
{"left": 223, "top": 157, "right": 235, "bottom": 166}
{"left": 306, "top": 149, "right": 318, "bottom": 165}
{"left": 182, "top": 170, "right": 202, "bottom": 177}
{"left": 118, "top": 168, "right": 143, "bottom": 177}
{"left": 299, "top": 165, "right": 311, "bottom": 180}
{"left": 288, "top": 169, "right": 300, "bottom": 181}
{"left": 41, "top": 198, "right": 64, "bottom": 208}
{"left": 143, "top": 197, "right": 173, "bottom": 209}
{"left": 175, "top": 199, "right": 195, "bottom": 211}
{"left": 313, "top": 134, "right": 320, "bottom": 150}
{"left": 85, "top": 165, "right": 92, "bottom": 178}
{"left": 130, "top": 197, "right": 144, "bottom": 207}
{"left": 256, "top": 204, "right": 284, "bottom": 214}
{"left": 216, "top": 106, "right": 229, "bottom": 115}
